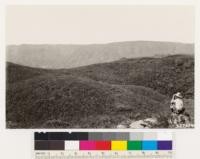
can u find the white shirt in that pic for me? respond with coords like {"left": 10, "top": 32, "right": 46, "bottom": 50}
{"left": 172, "top": 98, "right": 184, "bottom": 110}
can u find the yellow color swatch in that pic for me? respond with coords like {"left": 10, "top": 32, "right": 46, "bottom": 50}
{"left": 111, "top": 140, "right": 127, "bottom": 150}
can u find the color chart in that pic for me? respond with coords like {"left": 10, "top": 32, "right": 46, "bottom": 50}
{"left": 34, "top": 132, "right": 173, "bottom": 159}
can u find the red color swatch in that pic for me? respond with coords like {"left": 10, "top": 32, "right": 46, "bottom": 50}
{"left": 95, "top": 141, "right": 111, "bottom": 150}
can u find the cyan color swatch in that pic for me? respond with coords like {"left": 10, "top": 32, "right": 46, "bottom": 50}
{"left": 142, "top": 141, "right": 157, "bottom": 150}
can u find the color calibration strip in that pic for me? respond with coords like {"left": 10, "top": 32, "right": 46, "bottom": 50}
{"left": 34, "top": 132, "right": 173, "bottom": 151}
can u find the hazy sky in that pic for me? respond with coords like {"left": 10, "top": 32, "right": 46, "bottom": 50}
{"left": 6, "top": 5, "right": 194, "bottom": 44}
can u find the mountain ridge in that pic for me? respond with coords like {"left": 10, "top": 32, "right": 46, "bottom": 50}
{"left": 7, "top": 41, "right": 194, "bottom": 69}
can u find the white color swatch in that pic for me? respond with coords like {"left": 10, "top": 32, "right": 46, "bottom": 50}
{"left": 65, "top": 141, "right": 79, "bottom": 150}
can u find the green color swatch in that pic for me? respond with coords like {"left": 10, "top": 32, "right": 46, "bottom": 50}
{"left": 127, "top": 141, "right": 142, "bottom": 150}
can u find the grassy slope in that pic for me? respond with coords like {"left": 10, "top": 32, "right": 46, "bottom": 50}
{"left": 7, "top": 74, "right": 169, "bottom": 128}
{"left": 65, "top": 55, "right": 194, "bottom": 98}
{"left": 6, "top": 62, "right": 50, "bottom": 83}
{"left": 6, "top": 55, "right": 194, "bottom": 128}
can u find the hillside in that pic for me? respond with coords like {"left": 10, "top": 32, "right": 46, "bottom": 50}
{"left": 6, "top": 55, "right": 194, "bottom": 128}
{"left": 63, "top": 54, "right": 194, "bottom": 98}
{"left": 6, "top": 41, "right": 194, "bottom": 69}
{"left": 6, "top": 62, "right": 50, "bottom": 83}
{"left": 7, "top": 74, "right": 170, "bottom": 128}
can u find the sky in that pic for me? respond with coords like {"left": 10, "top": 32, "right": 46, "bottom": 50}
{"left": 6, "top": 5, "right": 194, "bottom": 44}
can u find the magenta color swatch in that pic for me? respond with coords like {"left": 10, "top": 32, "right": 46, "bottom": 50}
{"left": 80, "top": 141, "right": 96, "bottom": 150}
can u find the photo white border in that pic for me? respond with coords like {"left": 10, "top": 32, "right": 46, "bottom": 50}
{"left": 0, "top": 0, "right": 199, "bottom": 159}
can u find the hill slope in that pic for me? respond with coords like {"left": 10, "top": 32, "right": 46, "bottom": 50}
{"left": 7, "top": 74, "right": 169, "bottom": 128}
{"left": 63, "top": 55, "right": 194, "bottom": 98}
{"left": 6, "top": 62, "right": 50, "bottom": 83}
{"left": 6, "top": 55, "right": 194, "bottom": 128}
{"left": 7, "top": 41, "right": 194, "bottom": 69}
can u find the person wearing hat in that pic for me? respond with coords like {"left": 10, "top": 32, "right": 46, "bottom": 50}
{"left": 170, "top": 92, "right": 185, "bottom": 114}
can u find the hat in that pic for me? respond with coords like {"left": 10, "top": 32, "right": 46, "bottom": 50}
{"left": 175, "top": 92, "right": 183, "bottom": 99}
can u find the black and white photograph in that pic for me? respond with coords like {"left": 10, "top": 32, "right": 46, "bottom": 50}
{"left": 6, "top": 5, "right": 194, "bottom": 128}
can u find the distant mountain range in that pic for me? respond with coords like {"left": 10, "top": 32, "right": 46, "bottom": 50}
{"left": 6, "top": 41, "right": 194, "bottom": 69}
